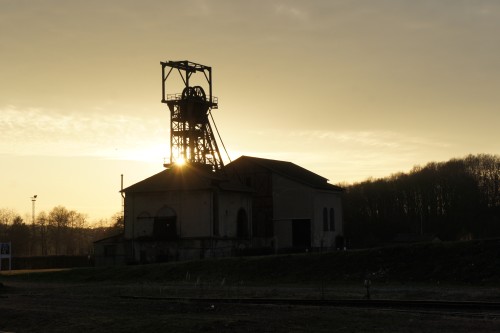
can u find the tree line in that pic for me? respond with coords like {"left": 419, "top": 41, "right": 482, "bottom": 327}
{"left": 343, "top": 154, "right": 500, "bottom": 248}
{"left": 0, "top": 206, "right": 123, "bottom": 257}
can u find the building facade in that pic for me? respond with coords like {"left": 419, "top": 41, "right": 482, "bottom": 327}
{"left": 226, "top": 156, "right": 344, "bottom": 253}
{"left": 95, "top": 164, "right": 252, "bottom": 265}
{"left": 94, "top": 156, "right": 343, "bottom": 265}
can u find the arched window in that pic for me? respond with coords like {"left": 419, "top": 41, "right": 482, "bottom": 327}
{"left": 156, "top": 206, "right": 176, "bottom": 218}
{"left": 329, "top": 208, "right": 335, "bottom": 231}
{"left": 323, "top": 207, "right": 328, "bottom": 231}
{"left": 236, "top": 208, "right": 249, "bottom": 239}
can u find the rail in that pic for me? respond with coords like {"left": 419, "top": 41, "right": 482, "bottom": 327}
{"left": 165, "top": 93, "right": 218, "bottom": 107}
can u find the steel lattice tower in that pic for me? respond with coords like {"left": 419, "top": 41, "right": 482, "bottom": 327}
{"left": 161, "top": 60, "right": 224, "bottom": 173}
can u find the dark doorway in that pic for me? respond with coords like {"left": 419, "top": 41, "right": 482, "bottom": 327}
{"left": 237, "top": 208, "right": 249, "bottom": 239}
{"left": 335, "top": 235, "right": 345, "bottom": 250}
{"left": 153, "top": 216, "right": 177, "bottom": 240}
{"left": 292, "top": 219, "right": 311, "bottom": 249}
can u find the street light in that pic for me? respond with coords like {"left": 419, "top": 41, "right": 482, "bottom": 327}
{"left": 30, "top": 195, "right": 37, "bottom": 225}
{"left": 29, "top": 195, "right": 37, "bottom": 257}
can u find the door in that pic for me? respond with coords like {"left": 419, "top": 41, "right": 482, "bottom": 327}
{"left": 292, "top": 219, "right": 311, "bottom": 249}
{"left": 153, "top": 216, "right": 177, "bottom": 240}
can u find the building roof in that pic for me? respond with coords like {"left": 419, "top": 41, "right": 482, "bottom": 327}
{"left": 93, "top": 232, "right": 125, "bottom": 244}
{"left": 122, "top": 163, "right": 252, "bottom": 193}
{"left": 227, "top": 156, "right": 343, "bottom": 192}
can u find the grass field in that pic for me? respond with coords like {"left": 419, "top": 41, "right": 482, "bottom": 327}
{"left": 2, "top": 279, "right": 500, "bottom": 332}
{"left": 1, "top": 240, "right": 500, "bottom": 332}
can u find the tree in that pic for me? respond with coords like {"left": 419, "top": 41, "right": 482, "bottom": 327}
{"left": 36, "top": 211, "right": 49, "bottom": 256}
{"left": 0, "top": 208, "right": 16, "bottom": 241}
{"left": 0, "top": 206, "right": 124, "bottom": 257}
{"left": 343, "top": 154, "right": 500, "bottom": 247}
{"left": 48, "top": 206, "right": 72, "bottom": 255}
{"left": 8, "top": 216, "right": 31, "bottom": 256}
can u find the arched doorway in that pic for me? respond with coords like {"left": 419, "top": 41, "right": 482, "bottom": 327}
{"left": 154, "top": 206, "right": 177, "bottom": 241}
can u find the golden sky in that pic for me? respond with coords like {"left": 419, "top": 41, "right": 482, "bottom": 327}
{"left": 1, "top": 0, "right": 499, "bottom": 221}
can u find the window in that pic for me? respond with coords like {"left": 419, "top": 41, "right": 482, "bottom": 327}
{"left": 329, "top": 208, "right": 335, "bottom": 231}
{"left": 323, "top": 207, "right": 328, "bottom": 231}
{"left": 323, "top": 207, "right": 336, "bottom": 232}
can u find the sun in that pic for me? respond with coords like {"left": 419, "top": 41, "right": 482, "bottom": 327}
{"left": 175, "top": 157, "right": 186, "bottom": 166}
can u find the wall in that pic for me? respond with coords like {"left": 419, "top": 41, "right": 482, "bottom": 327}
{"left": 217, "top": 191, "right": 253, "bottom": 238}
{"left": 273, "top": 174, "right": 313, "bottom": 219}
{"left": 93, "top": 242, "right": 128, "bottom": 266}
{"left": 272, "top": 174, "right": 343, "bottom": 250}
{"left": 121, "top": 187, "right": 254, "bottom": 263}
{"left": 124, "top": 189, "right": 212, "bottom": 239}
{"left": 274, "top": 219, "right": 293, "bottom": 249}
{"left": 313, "top": 190, "right": 343, "bottom": 249}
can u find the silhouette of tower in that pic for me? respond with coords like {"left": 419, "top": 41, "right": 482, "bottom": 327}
{"left": 161, "top": 60, "right": 224, "bottom": 173}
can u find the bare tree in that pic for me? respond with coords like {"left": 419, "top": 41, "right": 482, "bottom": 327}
{"left": 8, "top": 216, "right": 30, "bottom": 256}
{"left": 344, "top": 154, "right": 500, "bottom": 247}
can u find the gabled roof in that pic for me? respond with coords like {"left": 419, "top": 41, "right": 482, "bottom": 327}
{"left": 227, "top": 156, "right": 343, "bottom": 192}
{"left": 123, "top": 164, "right": 252, "bottom": 193}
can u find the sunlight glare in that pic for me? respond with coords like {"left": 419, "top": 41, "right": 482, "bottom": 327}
{"left": 175, "top": 157, "right": 186, "bottom": 166}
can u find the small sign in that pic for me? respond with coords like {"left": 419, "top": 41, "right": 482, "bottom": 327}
{"left": 0, "top": 243, "right": 10, "bottom": 255}
{"left": 0, "top": 242, "right": 12, "bottom": 270}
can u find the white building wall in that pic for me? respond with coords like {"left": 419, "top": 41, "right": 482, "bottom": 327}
{"left": 274, "top": 219, "right": 293, "bottom": 248}
{"left": 272, "top": 175, "right": 313, "bottom": 220}
{"left": 124, "top": 190, "right": 212, "bottom": 240}
{"left": 313, "top": 191, "right": 343, "bottom": 249}
{"left": 271, "top": 174, "right": 343, "bottom": 250}
{"left": 123, "top": 189, "right": 252, "bottom": 236}
{"left": 218, "top": 191, "right": 253, "bottom": 238}
{"left": 180, "top": 191, "right": 212, "bottom": 237}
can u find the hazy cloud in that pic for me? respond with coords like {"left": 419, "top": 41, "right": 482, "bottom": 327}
{"left": 274, "top": 3, "right": 309, "bottom": 22}
{"left": 0, "top": 105, "right": 168, "bottom": 161}
{"left": 234, "top": 128, "right": 453, "bottom": 183}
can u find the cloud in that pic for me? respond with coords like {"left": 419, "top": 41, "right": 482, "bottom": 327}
{"left": 274, "top": 3, "right": 309, "bottom": 22}
{"left": 0, "top": 105, "right": 168, "bottom": 162}
{"left": 289, "top": 130, "right": 450, "bottom": 150}
{"left": 244, "top": 128, "right": 449, "bottom": 152}
{"left": 230, "top": 128, "right": 453, "bottom": 183}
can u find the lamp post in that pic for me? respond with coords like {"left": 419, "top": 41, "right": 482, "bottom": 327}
{"left": 29, "top": 195, "right": 37, "bottom": 256}
{"left": 30, "top": 195, "right": 37, "bottom": 225}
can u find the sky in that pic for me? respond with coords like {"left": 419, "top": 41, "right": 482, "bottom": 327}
{"left": 1, "top": 0, "right": 499, "bottom": 222}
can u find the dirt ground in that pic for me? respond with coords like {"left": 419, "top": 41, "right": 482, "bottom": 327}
{"left": 1, "top": 281, "right": 500, "bottom": 333}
